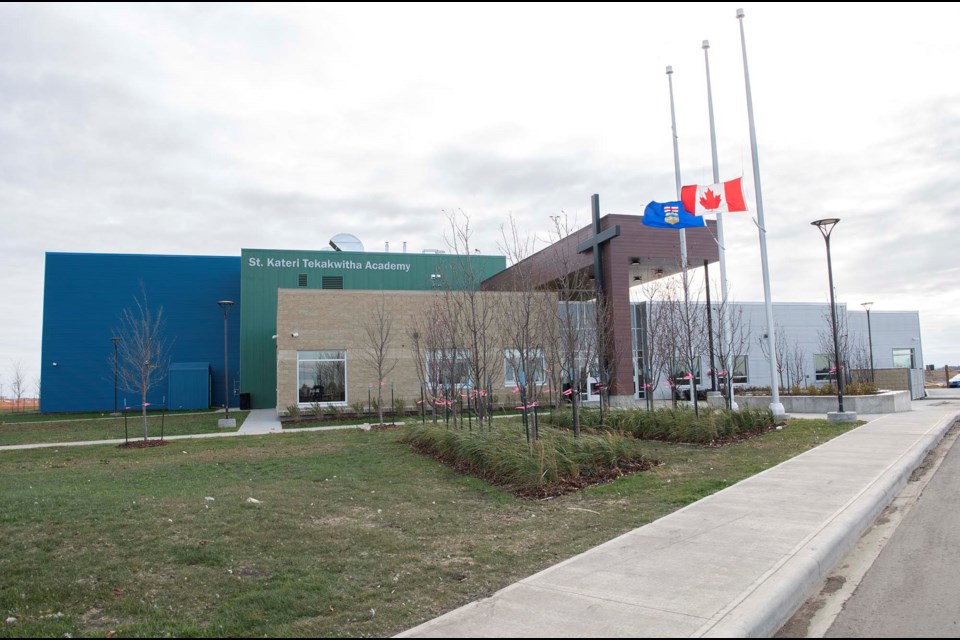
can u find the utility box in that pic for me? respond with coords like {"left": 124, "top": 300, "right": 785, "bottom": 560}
{"left": 167, "top": 362, "right": 212, "bottom": 410}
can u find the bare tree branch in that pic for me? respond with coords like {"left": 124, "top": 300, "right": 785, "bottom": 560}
{"left": 114, "top": 284, "right": 173, "bottom": 440}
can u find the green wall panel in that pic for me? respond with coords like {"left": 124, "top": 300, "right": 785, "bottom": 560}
{"left": 239, "top": 248, "right": 506, "bottom": 409}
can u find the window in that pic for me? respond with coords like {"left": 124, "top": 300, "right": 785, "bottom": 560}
{"left": 669, "top": 357, "right": 702, "bottom": 386}
{"left": 504, "top": 349, "right": 546, "bottom": 387}
{"left": 426, "top": 349, "right": 472, "bottom": 389}
{"left": 814, "top": 353, "right": 835, "bottom": 382}
{"left": 297, "top": 350, "right": 346, "bottom": 404}
{"left": 732, "top": 355, "right": 748, "bottom": 384}
{"left": 892, "top": 348, "right": 915, "bottom": 369}
{"left": 718, "top": 355, "right": 749, "bottom": 384}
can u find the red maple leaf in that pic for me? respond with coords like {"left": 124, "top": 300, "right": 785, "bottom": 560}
{"left": 699, "top": 188, "right": 723, "bottom": 210}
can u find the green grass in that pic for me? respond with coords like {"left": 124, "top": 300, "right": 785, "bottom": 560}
{"left": 0, "top": 417, "right": 857, "bottom": 637}
{"left": 0, "top": 408, "right": 221, "bottom": 424}
{"left": 0, "top": 412, "right": 248, "bottom": 446}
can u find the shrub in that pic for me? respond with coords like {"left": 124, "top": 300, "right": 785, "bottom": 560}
{"left": 543, "top": 406, "right": 775, "bottom": 445}
{"left": 392, "top": 397, "right": 406, "bottom": 416}
{"left": 286, "top": 404, "right": 302, "bottom": 423}
{"left": 309, "top": 401, "right": 324, "bottom": 420}
{"left": 845, "top": 381, "right": 878, "bottom": 395}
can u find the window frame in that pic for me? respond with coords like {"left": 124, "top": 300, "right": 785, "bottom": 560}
{"left": 814, "top": 353, "right": 835, "bottom": 382}
{"left": 297, "top": 349, "right": 348, "bottom": 406}
{"left": 503, "top": 349, "right": 547, "bottom": 387}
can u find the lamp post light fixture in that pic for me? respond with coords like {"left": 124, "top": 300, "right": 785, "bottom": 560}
{"left": 812, "top": 218, "right": 855, "bottom": 422}
{"left": 110, "top": 336, "right": 121, "bottom": 416}
{"left": 862, "top": 302, "right": 875, "bottom": 383}
{"left": 217, "top": 300, "right": 235, "bottom": 428}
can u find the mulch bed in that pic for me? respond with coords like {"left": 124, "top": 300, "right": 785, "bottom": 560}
{"left": 117, "top": 439, "right": 170, "bottom": 449}
{"left": 370, "top": 422, "right": 404, "bottom": 431}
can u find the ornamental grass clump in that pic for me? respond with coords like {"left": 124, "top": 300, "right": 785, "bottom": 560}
{"left": 546, "top": 406, "right": 776, "bottom": 445}
{"left": 401, "top": 424, "right": 651, "bottom": 495}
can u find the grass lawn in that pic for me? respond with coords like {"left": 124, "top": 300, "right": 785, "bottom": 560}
{"left": 0, "top": 418, "right": 857, "bottom": 637}
{"left": 0, "top": 409, "right": 222, "bottom": 424}
{"left": 0, "top": 412, "right": 248, "bottom": 447}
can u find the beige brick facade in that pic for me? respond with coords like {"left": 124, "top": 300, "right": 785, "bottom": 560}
{"left": 275, "top": 289, "right": 556, "bottom": 415}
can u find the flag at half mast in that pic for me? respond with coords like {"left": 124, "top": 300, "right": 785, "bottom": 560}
{"left": 681, "top": 177, "right": 748, "bottom": 215}
{"left": 643, "top": 201, "right": 706, "bottom": 229}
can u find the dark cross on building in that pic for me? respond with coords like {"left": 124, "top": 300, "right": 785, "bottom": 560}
{"left": 576, "top": 194, "right": 621, "bottom": 294}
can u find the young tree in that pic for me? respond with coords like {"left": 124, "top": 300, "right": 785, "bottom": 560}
{"left": 545, "top": 213, "right": 606, "bottom": 437}
{"left": 817, "top": 308, "right": 851, "bottom": 385}
{"left": 789, "top": 340, "right": 807, "bottom": 390}
{"left": 709, "top": 291, "right": 751, "bottom": 408}
{"left": 10, "top": 360, "right": 26, "bottom": 413}
{"left": 498, "top": 214, "right": 555, "bottom": 441}
{"left": 444, "top": 209, "right": 503, "bottom": 427}
{"left": 675, "top": 265, "right": 709, "bottom": 416}
{"left": 359, "top": 293, "right": 398, "bottom": 426}
{"left": 115, "top": 286, "right": 173, "bottom": 440}
{"left": 641, "top": 278, "right": 684, "bottom": 409}
{"left": 759, "top": 322, "right": 790, "bottom": 390}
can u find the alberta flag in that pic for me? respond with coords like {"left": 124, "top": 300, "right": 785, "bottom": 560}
{"left": 643, "top": 201, "right": 706, "bottom": 229}
{"left": 681, "top": 177, "right": 748, "bottom": 215}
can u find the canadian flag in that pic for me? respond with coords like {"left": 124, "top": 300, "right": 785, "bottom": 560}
{"left": 681, "top": 177, "right": 748, "bottom": 215}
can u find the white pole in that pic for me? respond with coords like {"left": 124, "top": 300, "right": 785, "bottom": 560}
{"left": 667, "top": 66, "right": 688, "bottom": 267}
{"left": 703, "top": 40, "right": 738, "bottom": 411}
{"left": 667, "top": 65, "right": 696, "bottom": 412}
{"left": 737, "top": 8, "right": 785, "bottom": 417}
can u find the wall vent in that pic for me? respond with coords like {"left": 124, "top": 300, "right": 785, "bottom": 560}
{"left": 322, "top": 276, "right": 344, "bottom": 290}
{"left": 297, "top": 273, "right": 308, "bottom": 287}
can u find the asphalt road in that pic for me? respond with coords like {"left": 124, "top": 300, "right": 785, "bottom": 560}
{"left": 825, "top": 391, "right": 960, "bottom": 637}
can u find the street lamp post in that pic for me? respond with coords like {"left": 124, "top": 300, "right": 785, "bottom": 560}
{"left": 111, "top": 336, "right": 121, "bottom": 416}
{"left": 862, "top": 302, "right": 875, "bottom": 383}
{"left": 812, "top": 219, "right": 854, "bottom": 421}
{"left": 217, "top": 301, "right": 235, "bottom": 427}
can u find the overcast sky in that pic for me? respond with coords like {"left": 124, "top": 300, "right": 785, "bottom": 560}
{"left": 2, "top": 2, "right": 958, "bottom": 390}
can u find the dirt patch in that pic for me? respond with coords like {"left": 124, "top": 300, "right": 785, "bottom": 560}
{"left": 370, "top": 422, "right": 404, "bottom": 431}
{"left": 822, "top": 575, "right": 846, "bottom": 594}
{"left": 117, "top": 439, "right": 170, "bottom": 449}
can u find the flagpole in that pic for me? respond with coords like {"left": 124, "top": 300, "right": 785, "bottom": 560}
{"left": 703, "top": 40, "right": 738, "bottom": 411}
{"left": 667, "top": 67, "right": 688, "bottom": 267}
{"left": 667, "top": 65, "right": 698, "bottom": 414}
{"left": 737, "top": 8, "right": 785, "bottom": 417}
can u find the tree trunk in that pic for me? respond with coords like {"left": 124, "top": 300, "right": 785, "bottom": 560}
{"left": 378, "top": 388, "right": 384, "bottom": 426}
{"left": 141, "top": 389, "right": 149, "bottom": 440}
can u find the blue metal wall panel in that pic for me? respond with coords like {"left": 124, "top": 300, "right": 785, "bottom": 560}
{"left": 41, "top": 253, "right": 240, "bottom": 413}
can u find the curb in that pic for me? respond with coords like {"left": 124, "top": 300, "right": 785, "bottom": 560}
{"left": 698, "top": 410, "right": 959, "bottom": 637}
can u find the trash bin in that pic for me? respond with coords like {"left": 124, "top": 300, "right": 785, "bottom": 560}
{"left": 239, "top": 392, "right": 251, "bottom": 411}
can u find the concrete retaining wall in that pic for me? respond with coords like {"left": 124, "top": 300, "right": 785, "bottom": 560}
{"left": 735, "top": 390, "right": 911, "bottom": 413}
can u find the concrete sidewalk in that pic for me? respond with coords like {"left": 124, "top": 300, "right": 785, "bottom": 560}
{"left": 399, "top": 398, "right": 960, "bottom": 638}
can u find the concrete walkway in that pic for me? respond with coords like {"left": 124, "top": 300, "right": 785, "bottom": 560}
{"left": 236, "top": 408, "right": 283, "bottom": 434}
{"left": 399, "top": 396, "right": 960, "bottom": 638}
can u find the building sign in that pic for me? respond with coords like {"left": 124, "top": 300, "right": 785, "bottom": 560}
{"left": 246, "top": 256, "right": 412, "bottom": 272}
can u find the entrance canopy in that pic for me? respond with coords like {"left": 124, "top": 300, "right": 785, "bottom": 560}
{"left": 483, "top": 213, "right": 719, "bottom": 295}
{"left": 483, "top": 211, "right": 719, "bottom": 402}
